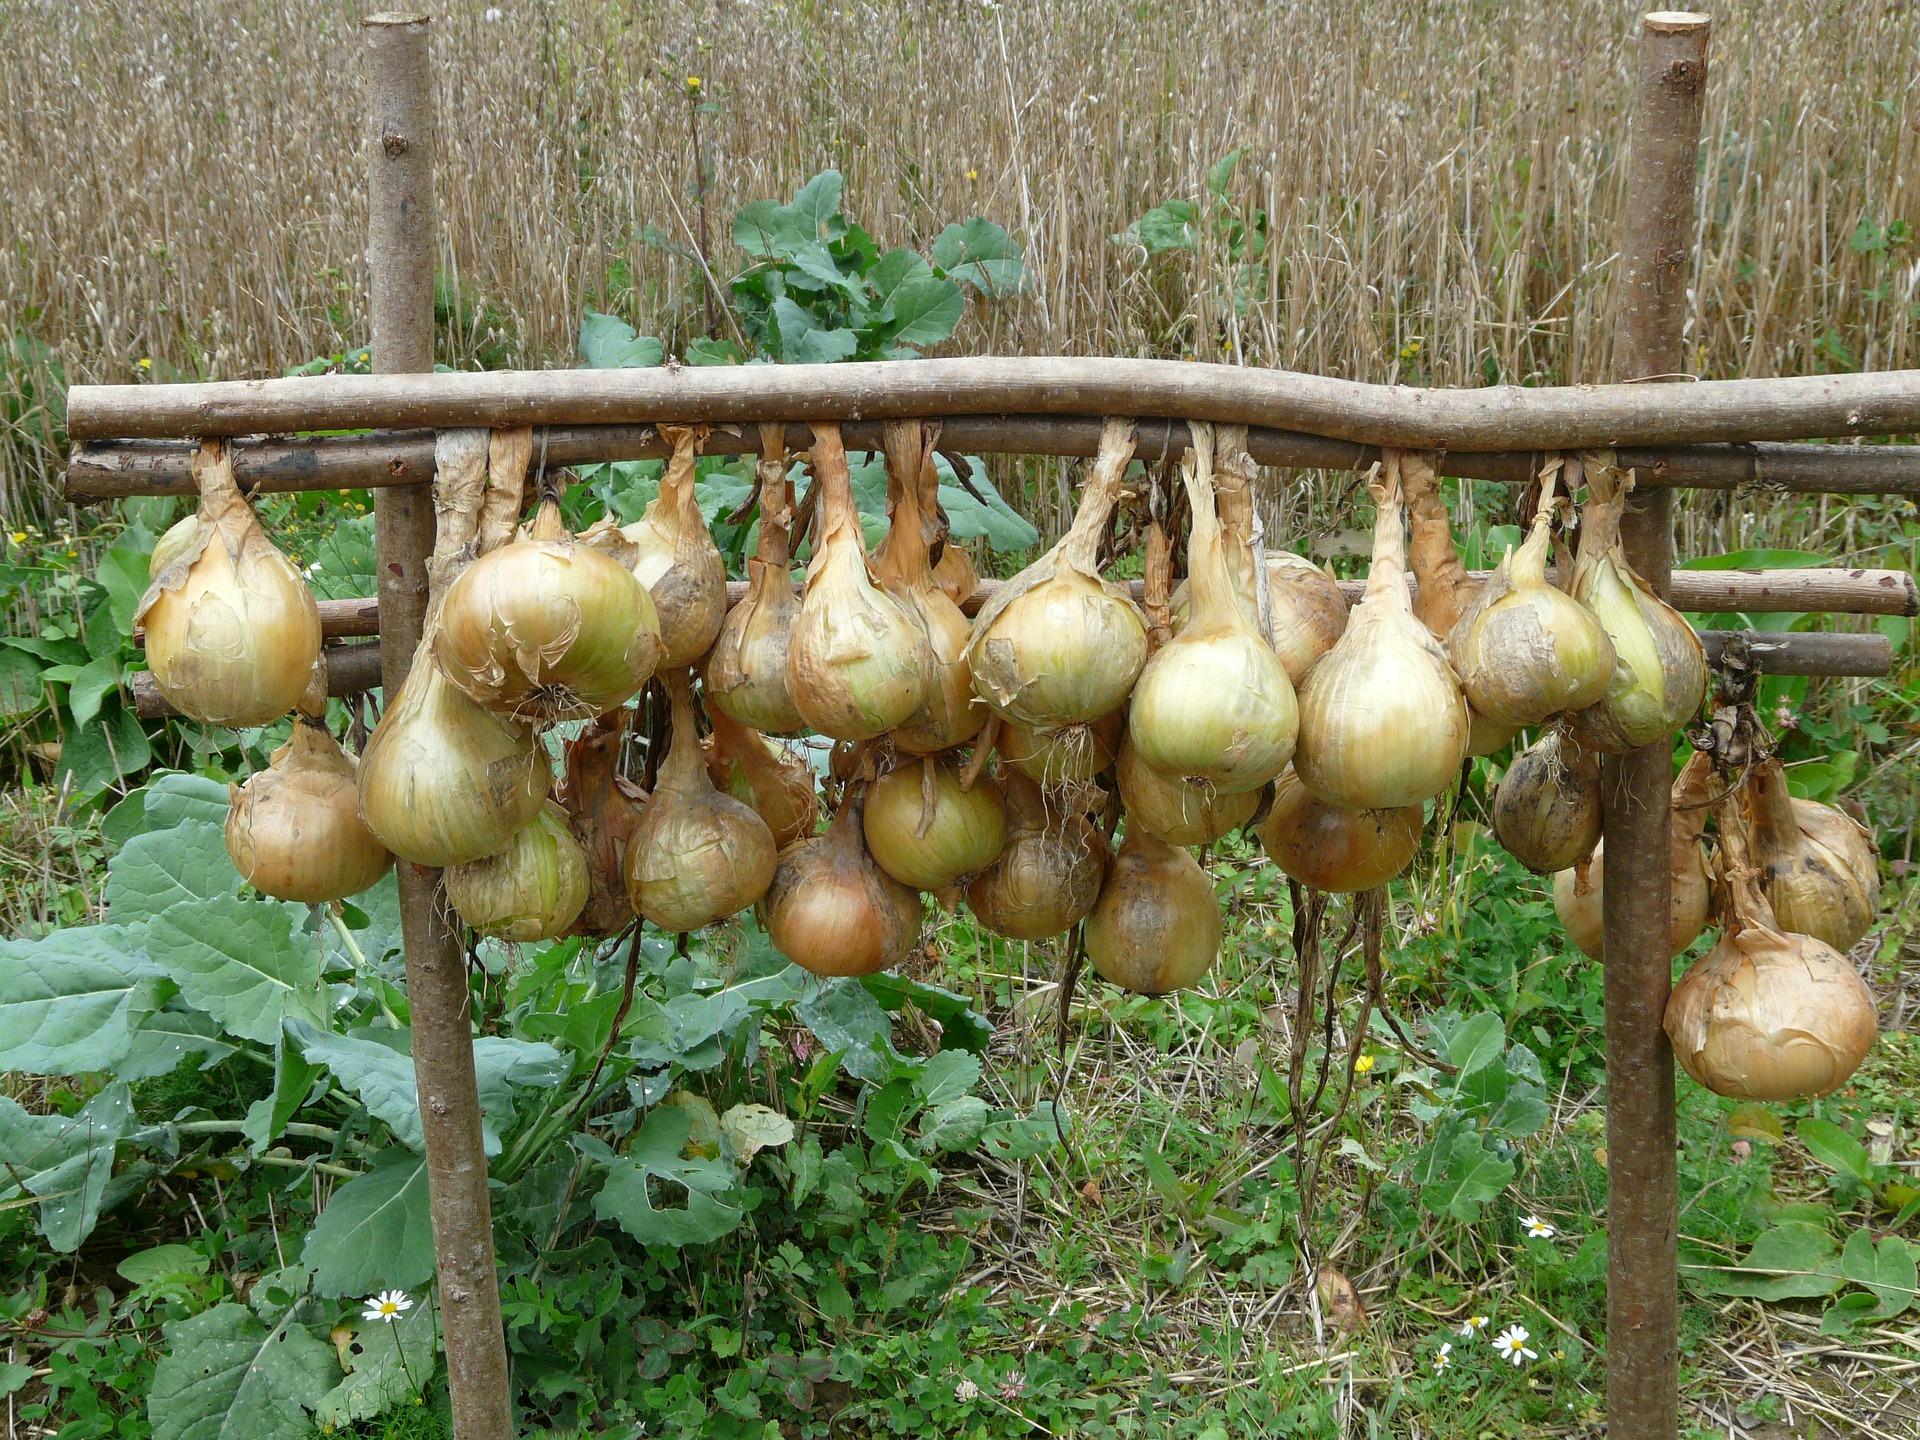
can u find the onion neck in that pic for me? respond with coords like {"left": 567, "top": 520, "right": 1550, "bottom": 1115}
{"left": 1671, "top": 750, "right": 1715, "bottom": 846}
{"left": 876, "top": 423, "right": 937, "bottom": 593}
{"left": 658, "top": 424, "right": 709, "bottom": 539}
{"left": 657, "top": 671, "right": 711, "bottom": 796}
{"left": 1510, "top": 465, "right": 1558, "bottom": 589}
{"left": 1743, "top": 757, "right": 1803, "bottom": 866}
{"left": 1058, "top": 418, "right": 1137, "bottom": 571}
{"left": 1573, "top": 454, "right": 1629, "bottom": 584}
{"left": 754, "top": 437, "right": 793, "bottom": 571}
{"left": 527, "top": 497, "right": 567, "bottom": 544}
{"left": 1178, "top": 426, "right": 1239, "bottom": 632}
{"left": 1714, "top": 793, "right": 1782, "bottom": 934}
{"left": 807, "top": 422, "right": 867, "bottom": 569}
{"left": 1360, "top": 455, "right": 1412, "bottom": 611}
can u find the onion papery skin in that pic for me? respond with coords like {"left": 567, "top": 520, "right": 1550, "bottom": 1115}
{"left": 357, "top": 641, "right": 549, "bottom": 867}
{"left": 1172, "top": 552, "right": 1348, "bottom": 687}
{"left": 618, "top": 426, "right": 729, "bottom": 667}
{"left": 1258, "top": 768, "right": 1422, "bottom": 893}
{"left": 704, "top": 709, "right": 819, "bottom": 850}
{"left": 137, "top": 441, "right": 322, "bottom": 726}
{"left": 226, "top": 720, "right": 393, "bottom": 902}
{"left": 1086, "top": 829, "right": 1222, "bottom": 994}
{"left": 932, "top": 544, "right": 980, "bottom": 609}
{"left": 863, "top": 759, "right": 1008, "bottom": 890}
{"left": 1491, "top": 730, "right": 1603, "bottom": 875}
{"left": 1117, "top": 737, "right": 1257, "bottom": 846}
{"left": 556, "top": 711, "right": 647, "bottom": 938}
{"left": 445, "top": 802, "right": 589, "bottom": 942}
{"left": 436, "top": 502, "right": 662, "bottom": 723}
{"left": 149, "top": 514, "right": 203, "bottom": 582}
{"left": 763, "top": 792, "right": 922, "bottom": 977}
{"left": 998, "top": 711, "right": 1123, "bottom": 788}
{"left": 1467, "top": 711, "right": 1522, "bottom": 758}
{"left": 965, "top": 776, "right": 1108, "bottom": 940}
{"left": 706, "top": 570, "right": 804, "bottom": 734}
{"left": 1742, "top": 758, "right": 1879, "bottom": 952}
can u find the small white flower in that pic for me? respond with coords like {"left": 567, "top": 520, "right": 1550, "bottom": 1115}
{"left": 361, "top": 1290, "right": 413, "bottom": 1324}
{"left": 954, "top": 1377, "right": 980, "bottom": 1402}
{"left": 483, "top": 6, "right": 503, "bottom": 20}
{"left": 1458, "top": 1315, "right": 1490, "bottom": 1339}
{"left": 1433, "top": 1341, "right": 1453, "bottom": 1371}
{"left": 1521, "top": 1213, "right": 1556, "bottom": 1240}
{"left": 1492, "top": 1325, "right": 1538, "bottom": 1366}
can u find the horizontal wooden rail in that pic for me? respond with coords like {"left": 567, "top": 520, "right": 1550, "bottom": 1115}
{"left": 63, "top": 422, "right": 1920, "bottom": 501}
{"left": 64, "top": 358, "right": 1920, "bottom": 451}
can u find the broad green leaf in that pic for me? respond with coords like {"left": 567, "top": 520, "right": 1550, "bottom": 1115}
{"left": 781, "top": 241, "right": 858, "bottom": 297}
{"left": 145, "top": 892, "right": 322, "bottom": 1045}
{"left": 981, "top": 1105, "right": 1067, "bottom": 1160}
{"left": 796, "top": 977, "right": 907, "bottom": 1083}
{"left": 147, "top": 1303, "right": 339, "bottom": 1440}
{"left": 118, "top": 1243, "right": 210, "bottom": 1289}
{"left": 720, "top": 1103, "right": 794, "bottom": 1161}
{"left": 315, "top": 1302, "right": 439, "bottom": 1425}
{"left": 0, "top": 924, "right": 165, "bottom": 1074}
{"left": 868, "top": 249, "right": 936, "bottom": 310}
{"left": 0, "top": 647, "right": 43, "bottom": 719}
{"left": 1206, "top": 150, "right": 1244, "bottom": 197}
{"left": 772, "top": 298, "right": 858, "bottom": 364}
{"left": 143, "top": 772, "right": 235, "bottom": 832}
{"left": 684, "top": 336, "right": 744, "bottom": 366}
{"left": 861, "top": 970, "right": 994, "bottom": 1052}
{"left": 1120, "top": 199, "right": 1198, "bottom": 255}
{"left": 578, "top": 309, "right": 664, "bottom": 369}
{"left": 241, "top": 1036, "right": 323, "bottom": 1152}
{"left": 1726, "top": 1104, "right": 1787, "bottom": 1144}
{"left": 67, "top": 654, "right": 119, "bottom": 729}
{"left": 786, "top": 170, "right": 846, "bottom": 244}
{"left": 306, "top": 515, "right": 376, "bottom": 602}
{"left": 0, "top": 1082, "right": 132, "bottom": 1251}
{"left": 96, "top": 539, "right": 153, "bottom": 637}
{"left": 1840, "top": 1228, "right": 1918, "bottom": 1318}
{"left": 1686, "top": 1221, "right": 1846, "bottom": 1300}
{"left": 0, "top": 1362, "right": 28, "bottom": 1399}
{"left": 107, "top": 818, "right": 239, "bottom": 921}
{"left": 1799, "top": 1118, "right": 1875, "bottom": 1184}
{"left": 919, "top": 1096, "right": 990, "bottom": 1153}
{"left": 304, "top": 1151, "right": 435, "bottom": 1298}
{"left": 1446, "top": 1012, "right": 1506, "bottom": 1079}
{"left": 1408, "top": 1123, "right": 1513, "bottom": 1221}
{"left": 118, "top": 1004, "right": 236, "bottom": 1081}
{"left": 930, "top": 218, "right": 1028, "bottom": 294}
{"left": 55, "top": 702, "right": 150, "bottom": 802}
{"left": 1680, "top": 549, "right": 1829, "bottom": 572}
{"left": 875, "top": 276, "right": 964, "bottom": 348}
{"left": 584, "top": 1112, "right": 744, "bottom": 1247}
{"left": 933, "top": 453, "right": 1039, "bottom": 553}
{"left": 912, "top": 1050, "right": 982, "bottom": 1105}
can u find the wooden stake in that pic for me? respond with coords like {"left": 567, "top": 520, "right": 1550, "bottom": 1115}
{"left": 364, "top": 16, "right": 513, "bottom": 1440}
{"left": 1602, "top": 13, "right": 1711, "bottom": 1438}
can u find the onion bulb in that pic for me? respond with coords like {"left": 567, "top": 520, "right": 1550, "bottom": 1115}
{"left": 1117, "top": 734, "right": 1257, "bottom": 846}
{"left": 1258, "top": 768, "right": 1422, "bottom": 893}
{"left": 965, "top": 773, "right": 1108, "bottom": 940}
{"left": 1295, "top": 455, "right": 1470, "bottom": 809}
{"left": 1567, "top": 457, "right": 1707, "bottom": 751}
{"left": 997, "top": 710, "right": 1123, "bottom": 789}
{"left": 1664, "top": 792, "right": 1876, "bottom": 1100}
{"left": 148, "top": 513, "right": 202, "bottom": 582}
{"left": 763, "top": 787, "right": 922, "bottom": 977}
{"left": 436, "top": 496, "right": 662, "bottom": 722}
{"left": 705, "top": 426, "right": 805, "bottom": 734}
{"left": 1740, "top": 756, "right": 1879, "bottom": 952}
{"left": 135, "top": 440, "right": 322, "bottom": 726}
{"left": 967, "top": 417, "right": 1147, "bottom": 730}
{"left": 445, "top": 801, "right": 588, "bottom": 942}
{"left": 1553, "top": 750, "right": 1713, "bottom": 961}
{"left": 1086, "top": 828, "right": 1222, "bottom": 994}
{"left": 785, "top": 424, "right": 930, "bottom": 740}
{"left": 604, "top": 424, "right": 728, "bottom": 667}
{"left": 625, "top": 671, "right": 777, "bottom": 931}
{"left": 703, "top": 705, "right": 819, "bottom": 849}
{"left": 1491, "top": 729, "right": 1603, "bottom": 874}
{"left": 1129, "top": 425, "right": 1296, "bottom": 792}
{"left": 556, "top": 708, "right": 648, "bottom": 937}
{"left": 863, "top": 755, "right": 1007, "bottom": 890}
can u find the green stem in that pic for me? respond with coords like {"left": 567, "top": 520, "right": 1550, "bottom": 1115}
{"left": 255, "top": 1154, "right": 360, "bottom": 1180}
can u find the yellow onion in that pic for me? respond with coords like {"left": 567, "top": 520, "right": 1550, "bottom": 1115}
{"left": 1664, "top": 793, "right": 1876, "bottom": 1100}
{"left": 705, "top": 426, "right": 805, "bottom": 735}
{"left": 863, "top": 756, "right": 1007, "bottom": 890}
{"left": 1467, "top": 713, "right": 1523, "bottom": 758}
{"left": 357, "top": 631, "right": 549, "bottom": 867}
{"left": 874, "top": 421, "right": 987, "bottom": 753}
{"left": 1553, "top": 750, "right": 1713, "bottom": 961}
{"left": 1449, "top": 467, "right": 1613, "bottom": 726}
{"left": 932, "top": 543, "right": 980, "bottom": 609}
{"left": 763, "top": 788, "right": 922, "bottom": 977}
{"left": 135, "top": 440, "right": 322, "bottom": 726}
{"left": 1295, "top": 455, "right": 1470, "bottom": 809}
{"left": 1566, "top": 457, "right": 1707, "bottom": 751}
{"left": 1491, "top": 729, "right": 1603, "bottom": 875}
{"left": 148, "top": 513, "right": 202, "bottom": 581}
{"left": 703, "top": 706, "right": 819, "bottom": 849}
{"left": 1086, "top": 828, "right": 1222, "bottom": 994}
{"left": 445, "top": 801, "right": 588, "bottom": 942}
{"left": 967, "top": 417, "right": 1146, "bottom": 729}
{"left": 556, "top": 708, "right": 648, "bottom": 937}
{"left": 1740, "top": 756, "right": 1879, "bottom": 952}
{"left": 966, "top": 773, "right": 1108, "bottom": 940}
{"left": 1129, "top": 425, "right": 1296, "bottom": 792}
{"left": 785, "top": 424, "right": 929, "bottom": 740}
{"left": 595, "top": 424, "right": 728, "bottom": 667}
{"left": 625, "top": 672, "right": 777, "bottom": 931}
{"left": 436, "top": 497, "right": 661, "bottom": 723}
{"left": 1117, "top": 734, "right": 1257, "bottom": 846}
{"left": 997, "top": 710, "right": 1123, "bottom": 789}
{"left": 1259, "top": 768, "right": 1423, "bottom": 893}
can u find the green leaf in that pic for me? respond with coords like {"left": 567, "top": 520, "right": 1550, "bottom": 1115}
{"left": 912, "top": 1050, "right": 982, "bottom": 1105}
{"left": 1840, "top": 1228, "right": 1918, "bottom": 1318}
{"left": 933, "top": 453, "right": 1040, "bottom": 553}
{"left": 1686, "top": 1221, "right": 1846, "bottom": 1299}
{"left": 796, "top": 977, "right": 907, "bottom": 1083}
{"left": 860, "top": 971, "right": 993, "bottom": 1053}
{"left": 584, "top": 1111, "right": 744, "bottom": 1247}
{"left": 919, "top": 1096, "right": 990, "bottom": 1153}
{"left": 305, "top": 515, "right": 375, "bottom": 602}
{"left": 315, "top": 1302, "right": 439, "bottom": 1425}
{"left": 1800, "top": 1118, "right": 1875, "bottom": 1184}
{"left": 304, "top": 1151, "right": 435, "bottom": 1298}
{"left": 787, "top": 170, "right": 846, "bottom": 244}
{"left": 1446, "top": 1012, "right": 1507, "bottom": 1079}
{"left": 0, "top": 1362, "right": 28, "bottom": 1399}
{"left": 118, "top": 1004, "right": 236, "bottom": 1081}
{"left": 1118, "top": 199, "right": 1199, "bottom": 255}
{"left": 66, "top": 654, "right": 120, "bottom": 729}
{"left": 96, "top": 539, "right": 153, "bottom": 637}
{"left": 147, "top": 1302, "right": 339, "bottom": 1440}
{"left": 930, "top": 218, "right": 1028, "bottom": 294}
{"left": 684, "top": 336, "right": 744, "bottom": 366}
{"left": 107, "top": 818, "right": 239, "bottom": 921}
{"left": 981, "top": 1105, "right": 1065, "bottom": 1160}
{"left": 145, "top": 892, "right": 322, "bottom": 1045}
{"left": 1408, "top": 1123, "right": 1513, "bottom": 1221}
{"left": 241, "top": 1035, "right": 323, "bottom": 1152}
{"left": 118, "top": 1243, "right": 209, "bottom": 1289}
{"left": 0, "top": 647, "right": 43, "bottom": 719}
{"left": 54, "top": 702, "right": 150, "bottom": 802}
{"left": 875, "top": 276, "right": 964, "bottom": 348}
{"left": 720, "top": 1103, "right": 794, "bottom": 1162}
{"left": 1726, "top": 1104, "right": 1787, "bottom": 1145}
{"left": 578, "top": 309, "right": 664, "bottom": 369}
{"left": 141, "top": 772, "right": 235, "bottom": 833}
{"left": 772, "top": 298, "right": 858, "bottom": 364}
{"left": 0, "top": 925, "right": 165, "bottom": 1074}
{"left": 1206, "top": 150, "right": 1244, "bottom": 197}
{"left": 0, "top": 1082, "right": 132, "bottom": 1251}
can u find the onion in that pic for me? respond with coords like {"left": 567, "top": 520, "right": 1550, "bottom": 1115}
{"left": 1295, "top": 455, "right": 1470, "bottom": 809}
{"left": 1259, "top": 768, "right": 1423, "bottom": 893}
{"left": 1491, "top": 729, "right": 1603, "bottom": 874}
{"left": 148, "top": 513, "right": 202, "bottom": 581}
{"left": 705, "top": 425, "right": 805, "bottom": 735}
{"left": 1129, "top": 425, "right": 1297, "bottom": 793}
{"left": 1117, "top": 734, "right": 1257, "bottom": 846}
{"left": 997, "top": 710, "right": 1123, "bottom": 788}
{"left": 445, "top": 801, "right": 588, "bottom": 942}
{"left": 625, "top": 672, "right": 777, "bottom": 931}
{"left": 967, "top": 417, "right": 1146, "bottom": 730}
{"left": 1553, "top": 750, "right": 1713, "bottom": 961}
{"left": 703, "top": 705, "right": 819, "bottom": 849}
{"left": 1664, "top": 792, "right": 1876, "bottom": 1100}
{"left": 436, "top": 496, "right": 662, "bottom": 723}
{"left": 556, "top": 708, "right": 648, "bottom": 937}
{"left": 932, "top": 544, "right": 980, "bottom": 609}
{"left": 763, "top": 787, "right": 922, "bottom": 977}
{"left": 1467, "top": 713, "right": 1522, "bottom": 758}
{"left": 873, "top": 421, "right": 987, "bottom": 753}
{"left": 785, "top": 424, "right": 930, "bottom": 740}
{"left": 1740, "top": 756, "right": 1879, "bottom": 952}
{"left": 965, "top": 772, "right": 1108, "bottom": 940}
{"left": 870, "top": 423, "right": 980, "bottom": 610}
{"left": 601, "top": 424, "right": 728, "bottom": 667}
{"left": 1566, "top": 456, "right": 1707, "bottom": 751}
{"left": 863, "top": 755, "right": 1007, "bottom": 890}
{"left": 1086, "top": 828, "right": 1222, "bottom": 994}
{"left": 136, "top": 440, "right": 322, "bottom": 726}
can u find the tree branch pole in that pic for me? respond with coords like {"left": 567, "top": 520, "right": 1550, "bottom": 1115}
{"left": 364, "top": 16, "right": 514, "bottom": 1440}
{"left": 1603, "top": 13, "right": 1710, "bottom": 1438}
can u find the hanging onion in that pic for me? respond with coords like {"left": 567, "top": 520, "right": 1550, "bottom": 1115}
{"left": 136, "top": 440, "right": 322, "bottom": 726}
{"left": 863, "top": 755, "right": 1008, "bottom": 890}
{"left": 705, "top": 425, "right": 806, "bottom": 735}
{"left": 965, "top": 772, "right": 1108, "bottom": 940}
{"left": 1117, "top": 733, "right": 1257, "bottom": 846}
{"left": 763, "top": 787, "right": 922, "bottom": 977}
{"left": 596, "top": 424, "right": 728, "bottom": 667}
{"left": 1491, "top": 728, "right": 1603, "bottom": 875}
{"left": 556, "top": 708, "right": 648, "bottom": 938}
{"left": 1259, "top": 768, "right": 1423, "bottom": 893}
{"left": 445, "top": 801, "right": 589, "bottom": 942}
{"left": 703, "top": 705, "right": 819, "bottom": 849}
{"left": 785, "top": 424, "right": 930, "bottom": 740}
{"left": 148, "top": 513, "right": 203, "bottom": 582}
{"left": 1664, "top": 793, "right": 1876, "bottom": 1101}
{"left": 932, "top": 543, "right": 980, "bottom": 609}
{"left": 997, "top": 710, "right": 1124, "bottom": 789}
{"left": 1295, "top": 456, "right": 1471, "bottom": 808}
{"left": 1553, "top": 750, "right": 1713, "bottom": 962}
{"left": 1086, "top": 828, "right": 1222, "bottom": 994}
{"left": 1740, "top": 756, "right": 1879, "bottom": 952}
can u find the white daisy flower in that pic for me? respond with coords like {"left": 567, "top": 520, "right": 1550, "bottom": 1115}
{"left": 1433, "top": 1341, "right": 1453, "bottom": 1371}
{"left": 1521, "top": 1213, "right": 1556, "bottom": 1240}
{"left": 1458, "top": 1314, "right": 1490, "bottom": 1339}
{"left": 361, "top": 1290, "right": 413, "bottom": 1324}
{"left": 1491, "top": 1325, "right": 1538, "bottom": 1366}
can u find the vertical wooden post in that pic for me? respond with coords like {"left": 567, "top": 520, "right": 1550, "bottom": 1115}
{"left": 364, "top": 16, "right": 514, "bottom": 1439}
{"left": 1603, "top": 12, "right": 1710, "bottom": 1439}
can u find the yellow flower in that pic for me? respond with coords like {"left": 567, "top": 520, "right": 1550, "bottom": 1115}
{"left": 137, "top": 357, "right": 153, "bottom": 370}
{"left": 7, "top": 531, "right": 24, "bottom": 545}
{"left": 1353, "top": 1053, "right": 1376, "bottom": 1075}
{"left": 966, "top": 168, "right": 979, "bottom": 183}
{"left": 686, "top": 74, "right": 702, "bottom": 91}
